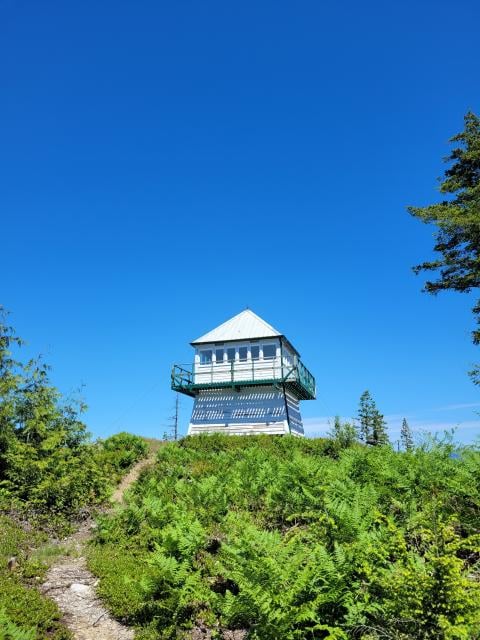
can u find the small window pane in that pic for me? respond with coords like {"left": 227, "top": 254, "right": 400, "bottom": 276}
{"left": 263, "top": 344, "right": 276, "bottom": 359}
{"left": 200, "top": 350, "right": 212, "bottom": 364}
{"left": 239, "top": 347, "right": 248, "bottom": 361}
{"left": 215, "top": 349, "right": 224, "bottom": 364}
{"left": 251, "top": 345, "right": 260, "bottom": 360}
{"left": 227, "top": 347, "right": 236, "bottom": 362}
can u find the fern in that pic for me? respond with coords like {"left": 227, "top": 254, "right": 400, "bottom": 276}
{"left": 88, "top": 435, "right": 480, "bottom": 639}
{"left": 0, "top": 611, "right": 35, "bottom": 640}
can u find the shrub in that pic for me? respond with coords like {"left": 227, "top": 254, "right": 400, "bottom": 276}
{"left": 0, "top": 311, "right": 148, "bottom": 521}
{"left": 95, "top": 432, "right": 148, "bottom": 483}
{"left": 88, "top": 435, "right": 480, "bottom": 639}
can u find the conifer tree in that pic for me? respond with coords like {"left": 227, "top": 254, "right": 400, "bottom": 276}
{"left": 371, "top": 407, "right": 389, "bottom": 445}
{"left": 357, "top": 390, "right": 389, "bottom": 445}
{"left": 408, "top": 112, "right": 480, "bottom": 383}
{"left": 0, "top": 307, "right": 24, "bottom": 477}
{"left": 357, "top": 391, "right": 373, "bottom": 442}
{"left": 400, "top": 417, "right": 414, "bottom": 451}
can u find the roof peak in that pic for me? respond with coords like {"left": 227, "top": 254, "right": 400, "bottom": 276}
{"left": 191, "top": 309, "right": 282, "bottom": 345}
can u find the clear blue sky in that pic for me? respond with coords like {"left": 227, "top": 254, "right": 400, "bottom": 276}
{"left": 2, "top": 0, "right": 479, "bottom": 443}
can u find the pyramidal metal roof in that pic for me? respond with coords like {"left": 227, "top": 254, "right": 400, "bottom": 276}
{"left": 191, "top": 309, "right": 282, "bottom": 345}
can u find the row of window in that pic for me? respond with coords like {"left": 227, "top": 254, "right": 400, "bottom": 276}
{"left": 199, "top": 344, "right": 277, "bottom": 365}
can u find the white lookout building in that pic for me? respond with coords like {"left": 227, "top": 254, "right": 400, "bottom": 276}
{"left": 171, "top": 310, "right": 316, "bottom": 436}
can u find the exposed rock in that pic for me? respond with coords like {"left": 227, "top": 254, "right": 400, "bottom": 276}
{"left": 39, "top": 452, "right": 158, "bottom": 640}
{"left": 41, "top": 555, "right": 134, "bottom": 640}
{"left": 222, "top": 631, "right": 248, "bottom": 640}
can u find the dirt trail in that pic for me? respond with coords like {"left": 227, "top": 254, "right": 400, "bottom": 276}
{"left": 41, "top": 447, "right": 159, "bottom": 640}
{"left": 112, "top": 454, "right": 155, "bottom": 503}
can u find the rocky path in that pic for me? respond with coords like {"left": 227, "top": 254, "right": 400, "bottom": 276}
{"left": 41, "top": 450, "right": 158, "bottom": 640}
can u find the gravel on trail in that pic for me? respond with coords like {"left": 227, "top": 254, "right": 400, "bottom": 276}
{"left": 40, "top": 450, "right": 158, "bottom": 640}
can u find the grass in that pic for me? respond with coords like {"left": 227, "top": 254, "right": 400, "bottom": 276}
{"left": 0, "top": 515, "right": 72, "bottom": 640}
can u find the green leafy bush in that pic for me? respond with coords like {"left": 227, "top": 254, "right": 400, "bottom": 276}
{"left": 95, "top": 432, "right": 149, "bottom": 484}
{"left": 0, "top": 308, "right": 148, "bottom": 522}
{"left": 88, "top": 435, "right": 480, "bottom": 639}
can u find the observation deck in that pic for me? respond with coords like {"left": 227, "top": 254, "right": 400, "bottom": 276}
{"left": 171, "top": 357, "right": 316, "bottom": 400}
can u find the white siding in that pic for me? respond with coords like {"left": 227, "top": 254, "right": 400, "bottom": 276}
{"left": 180, "top": 317, "right": 311, "bottom": 438}
{"left": 285, "top": 390, "right": 304, "bottom": 436}
{"left": 189, "top": 423, "right": 288, "bottom": 436}
{"left": 188, "top": 386, "right": 290, "bottom": 436}
{"left": 188, "top": 385, "right": 305, "bottom": 437}
{"left": 194, "top": 339, "right": 282, "bottom": 384}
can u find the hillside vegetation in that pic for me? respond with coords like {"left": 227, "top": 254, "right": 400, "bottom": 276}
{"left": 0, "top": 428, "right": 147, "bottom": 640}
{"left": 0, "top": 309, "right": 148, "bottom": 638}
{"left": 89, "top": 434, "right": 480, "bottom": 640}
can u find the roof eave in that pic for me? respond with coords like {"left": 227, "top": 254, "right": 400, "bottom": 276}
{"left": 280, "top": 336, "right": 301, "bottom": 358}
{"left": 190, "top": 334, "right": 282, "bottom": 347}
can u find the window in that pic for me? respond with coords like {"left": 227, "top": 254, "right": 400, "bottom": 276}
{"left": 251, "top": 345, "right": 260, "bottom": 360}
{"left": 227, "top": 347, "right": 236, "bottom": 362}
{"left": 215, "top": 348, "right": 224, "bottom": 364}
{"left": 263, "top": 344, "right": 276, "bottom": 359}
{"left": 200, "top": 350, "right": 212, "bottom": 365}
{"left": 239, "top": 346, "right": 248, "bottom": 361}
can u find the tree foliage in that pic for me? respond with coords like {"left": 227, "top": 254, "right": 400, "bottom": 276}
{"left": 0, "top": 307, "right": 147, "bottom": 521}
{"left": 408, "top": 111, "right": 480, "bottom": 382}
{"left": 327, "top": 416, "right": 357, "bottom": 450}
{"left": 357, "top": 390, "right": 389, "bottom": 446}
{"left": 400, "top": 417, "right": 414, "bottom": 451}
